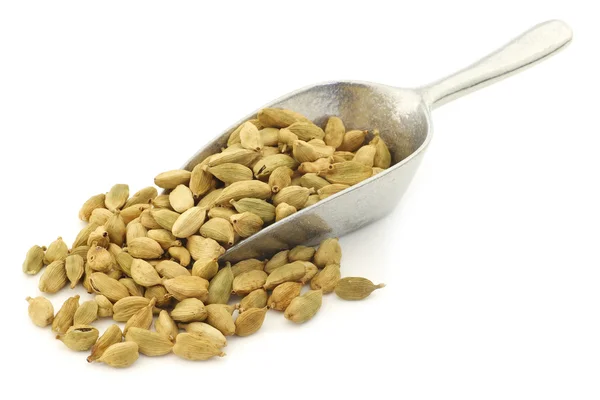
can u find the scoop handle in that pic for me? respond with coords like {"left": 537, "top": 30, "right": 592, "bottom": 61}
{"left": 420, "top": 20, "right": 572, "bottom": 109}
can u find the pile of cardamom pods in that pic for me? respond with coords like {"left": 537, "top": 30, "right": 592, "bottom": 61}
{"left": 24, "top": 108, "right": 386, "bottom": 368}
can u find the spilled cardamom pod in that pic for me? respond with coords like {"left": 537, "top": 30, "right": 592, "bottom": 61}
{"left": 310, "top": 264, "right": 341, "bottom": 293}
{"left": 26, "top": 296, "right": 54, "bottom": 327}
{"left": 87, "top": 324, "right": 122, "bottom": 362}
{"left": 96, "top": 342, "right": 139, "bottom": 368}
{"left": 57, "top": 325, "right": 99, "bottom": 351}
{"left": 73, "top": 300, "right": 98, "bottom": 325}
{"left": 22, "top": 245, "right": 46, "bottom": 275}
{"left": 235, "top": 307, "right": 268, "bottom": 337}
{"left": 173, "top": 333, "right": 226, "bottom": 361}
{"left": 335, "top": 277, "right": 385, "bottom": 300}
{"left": 125, "top": 327, "right": 174, "bottom": 356}
{"left": 284, "top": 290, "right": 322, "bottom": 323}
{"left": 207, "top": 265, "right": 234, "bottom": 304}
{"left": 171, "top": 298, "right": 207, "bottom": 322}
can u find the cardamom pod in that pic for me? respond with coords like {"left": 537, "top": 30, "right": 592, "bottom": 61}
{"left": 267, "top": 282, "right": 302, "bottom": 311}
{"left": 79, "top": 194, "right": 106, "bottom": 221}
{"left": 235, "top": 307, "right": 267, "bottom": 337}
{"left": 261, "top": 146, "right": 281, "bottom": 157}
{"left": 215, "top": 180, "right": 272, "bottom": 206}
{"left": 230, "top": 198, "right": 275, "bottom": 223}
{"left": 155, "top": 260, "right": 190, "bottom": 279}
{"left": 189, "top": 163, "right": 214, "bottom": 198}
{"left": 124, "top": 298, "right": 156, "bottom": 334}
{"left": 320, "top": 161, "right": 373, "bottom": 185}
{"left": 230, "top": 212, "right": 263, "bottom": 238}
{"left": 70, "top": 245, "right": 90, "bottom": 259}
{"left": 52, "top": 294, "right": 80, "bottom": 334}
{"left": 298, "top": 157, "right": 333, "bottom": 174}
{"left": 299, "top": 173, "right": 330, "bottom": 190}
{"left": 207, "top": 148, "right": 260, "bottom": 168}
{"left": 199, "top": 217, "right": 235, "bottom": 246}
{"left": 268, "top": 166, "right": 294, "bottom": 193}
{"left": 163, "top": 275, "right": 210, "bottom": 302}
{"left": 171, "top": 298, "right": 207, "bottom": 322}
{"left": 113, "top": 296, "right": 151, "bottom": 322}
{"left": 146, "top": 285, "right": 171, "bottom": 308}
{"left": 370, "top": 131, "right": 392, "bottom": 168}
{"left": 313, "top": 238, "right": 342, "bottom": 268}
{"left": 272, "top": 185, "right": 314, "bottom": 209}
{"left": 277, "top": 128, "right": 298, "bottom": 152}
{"left": 292, "top": 140, "right": 319, "bottom": 163}
{"left": 89, "top": 272, "right": 130, "bottom": 302}
{"left": 119, "top": 278, "right": 145, "bottom": 297}
{"left": 130, "top": 258, "right": 163, "bottom": 287}
{"left": 124, "top": 186, "right": 158, "bottom": 208}
{"left": 335, "top": 277, "right": 385, "bottom": 300}
{"left": 96, "top": 342, "right": 139, "bottom": 368}
{"left": 26, "top": 296, "right": 54, "bottom": 327}
{"left": 72, "top": 222, "right": 100, "bottom": 248}
{"left": 140, "top": 209, "right": 162, "bottom": 229}
{"left": 95, "top": 295, "right": 114, "bottom": 318}
{"left": 233, "top": 270, "right": 268, "bottom": 296}
{"left": 22, "top": 245, "right": 46, "bottom": 275}
{"left": 207, "top": 265, "right": 234, "bottom": 304}
{"left": 179, "top": 322, "right": 227, "bottom": 348}
{"left": 253, "top": 154, "right": 299, "bottom": 180}
{"left": 87, "top": 225, "right": 110, "bottom": 248}
{"left": 205, "top": 304, "right": 236, "bottom": 336}
{"left": 264, "top": 261, "right": 306, "bottom": 290}
{"left": 317, "top": 183, "right": 350, "bottom": 199}
{"left": 154, "top": 169, "right": 192, "bottom": 189}
{"left": 310, "top": 264, "right": 341, "bottom": 293}
{"left": 87, "top": 245, "right": 115, "bottom": 272}
{"left": 38, "top": 260, "right": 67, "bottom": 293}
{"left": 169, "top": 184, "right": 195, "bottom": 213}
{"left": 173, "top": 332, "right": 226, "bottom": 360}
{"left": 239, "top": 288, "right": 268, "bottom": 313}
{"left": 116, "top": 252, "right": 134, "bottom": 276}
{"left": 285, "top": 121, "right": 325, "bottom": 141}
{"left": 90, "top": 207, "right": 113, "bottom": 225}
{"left": 155, "top": 310, "right": 179, "bottom": 340}
{"left": 150, "top": 208, "right": 180, "bottom": 231}
{"left": 125, "top": 327, "right": 174, "bottom": 356}
{"left": 206, "top": 163, "right": 254, "bottom": 185}
{"left": 303, "top": 194, "right": 320, "bottom": 208}
{"left": 257, "top": 108, "right": 310, "bottom": 128}
{"left": 105, "top": 211, "right": 126, "bottom": 246}
{"left": 275, "top": 202, "right": 297, "bottom": 221}
{"left": 74, "top": 300, "right": 98, "bottom": 325}
{"left": 231, "top": 258, "right": 265, "bottom": 277}
{"left": 324, "top": 116, "right": 345, "bottom": 148}
{"left": 288, "top": 245, "right": 315, "bottom": 262}
{"left": 337, "top": 129, "right": 368, "bottom": 152}
{"left": 353, "top": 144, "right": 377, "bottom": 167}
{"left": 44, "top": 237, "right": 68, "bottom": 265}
{"left": 186, "top": 235, "right": 225, "bottom": 261}
{"left": 284, "top": 289, "right": 322, "bottom": 323}
{"left": 299, "top": 261, "right": 318, "bottom": 284}
{"left": 105, "top": 184, "right": 129, "bottom": 212}
{"left": 192, "top": 257, "right": 219, "bottom": 280}
{"left": 169, "top": 246, "right": 192, "bottom": 267}
{"left": 207, "top": 206, "right": 237, "bottom": 220}
{"left": 264, "top": 250, "right": 290, "bottom": 274}
{"left": 87, "top": 324, "right": 122, "bottom": 362}
{"left": 151, "top": 194, "right": 172, "bottom": 209}
{"left": 126, "top": 237, "right": 164, "bottom": 260}
{"left": 239, "top": 121, "right": 263, "bottom": 151}
{"left": 172, "top": 207, "right": 207, "bottom": 238}
{"left": 197, "top": 188, "right": 224, "bottom": 209}
{"left": 57, "top": 325, "right": 99, "bottom": 351}
{"left": 259, "top": 127, "right": 279, "bottom": 146}
{"left": 332, "top": 150, "right": 355, "bottom": 162}
{"left": 147, "top": 229, "right": 182, "bottom": 250}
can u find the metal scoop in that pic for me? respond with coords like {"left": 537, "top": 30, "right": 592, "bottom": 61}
{"left": 182, "top": 20, "right": 572, "bottom": 262}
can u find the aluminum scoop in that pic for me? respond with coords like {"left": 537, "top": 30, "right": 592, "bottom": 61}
{"left": 182, "top": 20, "right": 572, "bottom": 263}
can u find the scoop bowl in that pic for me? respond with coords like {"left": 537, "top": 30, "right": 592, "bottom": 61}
{"left": 181, "top": 20, "right": 572, "bottom": 262}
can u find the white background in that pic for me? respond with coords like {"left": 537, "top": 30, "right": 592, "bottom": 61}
{"left": 0, "top": 1, "right": 598, "bottom": 399}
